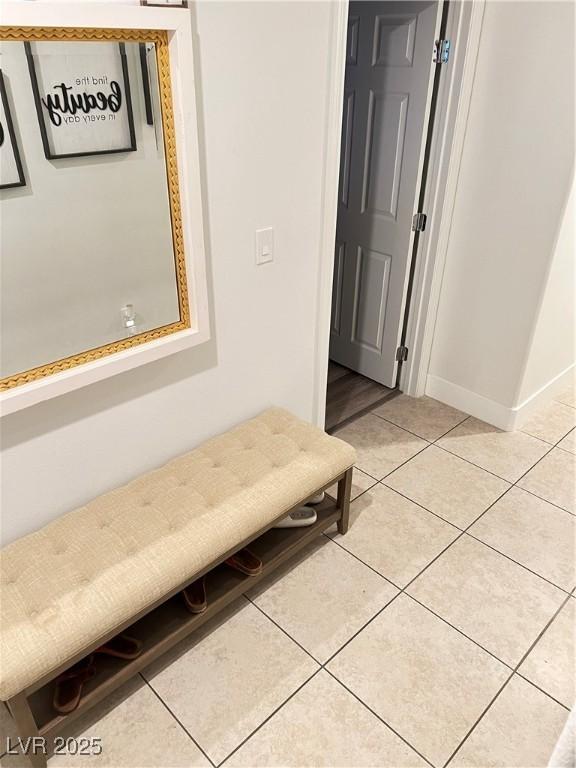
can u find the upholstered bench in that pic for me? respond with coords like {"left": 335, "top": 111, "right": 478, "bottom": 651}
{"left": 0, "top": 407, "right": 355, "bottom": 766}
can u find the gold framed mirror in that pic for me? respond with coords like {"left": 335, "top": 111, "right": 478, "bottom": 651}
{"left": 0, "top": 26, "right": 190, "bottom": 391}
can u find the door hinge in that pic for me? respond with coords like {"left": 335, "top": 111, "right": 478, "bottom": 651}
{"left": 433, "top": 39, "right": 450, "bottom": 64}
{"left": 396, "top": 345, "right": 409, "bottom": 363}
{"left": 412, "top": 212, "right": 427, "bottom": 232}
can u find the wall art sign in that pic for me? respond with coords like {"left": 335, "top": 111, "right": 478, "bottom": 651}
{"left": 0, "top": 70, "right": 25, "bottom": 189}
{"left": 25, "top": 41, "right": 137, "bottom": 159}
{"left": 139, "top": 43, "right": 154, "bottom": 127}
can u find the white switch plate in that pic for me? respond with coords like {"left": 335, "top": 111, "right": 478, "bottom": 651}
{"left": 255, "top": 227, "right": 274, "bottom": 265}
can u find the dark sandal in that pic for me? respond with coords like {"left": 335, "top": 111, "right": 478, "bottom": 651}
{"left": 95, "top": 633, "right": 143, "bottom": 660}
{"left": 225, "top": 548, "right": 262, "bottom": 577}
{"left": 183, "top": 576, "right": 207, "bottom": 614}
{"left": 53, "top": 655, "right": 96, "bottom": 715}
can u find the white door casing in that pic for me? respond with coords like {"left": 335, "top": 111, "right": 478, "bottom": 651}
{"left": 329, "top": 1, "right": 441, "bottom": 387}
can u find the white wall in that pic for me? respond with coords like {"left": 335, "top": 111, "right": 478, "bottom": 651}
{"left": 517, "top": 181, "right": 575, "bottom": 408}
{"left": 1, "top": 42, "right": 179, "bottom": 378}
{"left": 426, "top": 0, "right": 575, "bottom": 429}
{"left": 0, "top": 0, "right": 334, "bottom": 545}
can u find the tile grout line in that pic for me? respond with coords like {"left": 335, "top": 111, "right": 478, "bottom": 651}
{"left": 216, "top": 667, "right": 324, "bottom": 767}
{"left": 355, "top": 468, "right": 382, "bottom": 482}
{"left": 518, "top": 413, "right": 576, "bottom": 447}
{"left": 366, "top": 406, "right": 575, "bottom": 583}
{"left": 222, "top": 578, "right": 435, "bottom": 768}
{"left": 515, "top": 487, "right": 576, "bottom": 518}
{"left": 507, "top": 422, "right": 575, "bottom": 515}
{"left": 332, "top": 454, "right": 573, "bottom": 664}
{"left": 237, "top": 590, "right": 439, "bottom": 767}
{"left": 371, "top": 409, "right": 471, "bottom": 445}
{"left": 326, "top": 532, "right": 514, "bottom": 669}
{"left": 355, "top": 397, "right": 573, "bottom": 507}
{"left": 442, "top": 671, "right": 515, "bottom": 768}
{"left": 431, "top": 441, "right": 531, "bottom": 485}
{"left": 369, "top": 409, "right": 534, "bottom": 492}
{"left": 514, "top": 430, "right": 576, "bottom": 507}
{"left": 400, "top": 482, "right": 512, "bottom": 590}
{"left": 328, "top": 508, "right": 570, "bottom": 662}
{"left": 514, "top": 672, "right": 571, "bottom": 712}
{"left": 370, "top": 411, "right": 435, "bottom": 443}
{"left": 338, "top": 478, "right": 465, "bottom": 533}
{"left": 431, "top": 414, "right": 472, "bottom": 441}
{"left": 239, "top": 565, "right": 437, "bottom": 765}
{"left": 404, "top": 592, "right": 516, "bottom": 669}
{"left": 463, "top": 531, "right": 573, "bottom": 594}
{"left": 404, "top": 437, "right": 575, "bottom": 517}
{"left": 324, "top": 669, "right": 436, "bottom": 768}
{"left": 141, "top": 674, "right": 217, "bottom": 768}
{"left": 353, "top": 417, "right": 539, "bottom": 488}
{"left": 325, "top": 529, "right": 517, "bottom": 669}
{"left": 324, "top": 530, "right": 404, "bottom": 585}
{"left": 513, "top": 592, "right": 574, "bottom": 671}
{"left": 443, "top": 591, "right": 575, "bottom": 767}
{"left": 511, "top": 445, "right": 557, "bottom": 486}
{"left": 396, "top": 455, "right": 572, "bottom": 595}
{"left": 374, "top": 442, "right": 431, "bottom": 483}
{"left": 432, "top": 440, "right": 575, "bottom": 518}
{"left": 354, "top": 421, "right": 570, "bottom": 507}
{"left": 249, "top": 542, "right": 403, "bottom": 669}
{"left": 234, "top": 588, "right": 436, "bottom": 767}
{"left": 377, "top": 482, "right": 471, "bottom": 530}
{"left": 246, "top": 596, "right": 324, "bottom": 666}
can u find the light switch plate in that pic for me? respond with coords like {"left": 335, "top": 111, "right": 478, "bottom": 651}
{"left": 255, "top": 227, "right": 274, "bottom": 265}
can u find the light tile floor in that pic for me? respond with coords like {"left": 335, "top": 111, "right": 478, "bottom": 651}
{"left": 1, "top": 387, "right": 575, "bottom": 767}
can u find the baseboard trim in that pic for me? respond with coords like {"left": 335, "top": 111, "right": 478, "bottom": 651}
{"left": 425, "top": 375, "right": 516, "bottom": 430}
{"left": 511, "top": 363, "right": 575, "bottom": 428}
{"left": 426, "top": 365, "right": 575, "bottom": 431}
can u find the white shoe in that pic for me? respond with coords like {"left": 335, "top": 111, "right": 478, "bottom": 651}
{"left": 274, "top": 506, "right": 317, "bottom": 528}
{"left": 307, "top": 491, "right": 325, "bottom": 505}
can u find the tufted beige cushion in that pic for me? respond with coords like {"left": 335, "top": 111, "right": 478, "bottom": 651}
{"left": 0, "top": 407, "right": 355, "bottom": 700}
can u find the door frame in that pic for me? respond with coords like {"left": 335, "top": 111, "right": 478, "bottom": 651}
{"left": 312, "top": 0, "right": 486, "bottom": 427}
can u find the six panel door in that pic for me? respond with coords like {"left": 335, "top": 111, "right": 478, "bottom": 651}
{"left": 329, "top": 1, "right": 441, "bottom": 386}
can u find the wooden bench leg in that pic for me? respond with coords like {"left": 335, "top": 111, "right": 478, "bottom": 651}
{"left": 336, "top": 467, "right": 353, "bottom": 535}
{"left": 7, "top": 692, "right": 47, "bottom": 768}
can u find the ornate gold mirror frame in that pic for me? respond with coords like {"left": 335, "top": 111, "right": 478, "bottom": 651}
{"left": 0, "top": 26, "right": 190, "bottom": 391}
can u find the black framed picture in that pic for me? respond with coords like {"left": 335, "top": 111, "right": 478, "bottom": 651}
{"left": 139, "top": 43, "right": 154, "bottom": 127}
{"left": 25, "top": 41, "right": 137, "bottom": 160}
{"left": 0, "top": 70, "right": 26, "bottom": 189}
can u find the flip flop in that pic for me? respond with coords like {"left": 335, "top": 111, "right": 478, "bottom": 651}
{"left": 53, "top": 655, "right": 96, "bottom": 715}
{"left": 183, "top": 576, "right": 207, "bottom": 614}
{"left": 95, "top": 633, "right": 143, "bottom": 660}
{"left": 225, "top": 548, "right": 262, "bottom": 576}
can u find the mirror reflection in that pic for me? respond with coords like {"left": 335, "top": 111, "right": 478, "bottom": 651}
{"left": 0, "top": 38, "right": 183, "bottom": 383}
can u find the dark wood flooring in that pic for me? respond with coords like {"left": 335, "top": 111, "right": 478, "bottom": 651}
{"left": 325, "top": 361, "right": 396, "bottom": 432}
